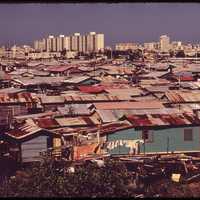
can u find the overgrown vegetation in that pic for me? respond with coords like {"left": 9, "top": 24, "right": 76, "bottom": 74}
{"left": 0, "top": 157, "right": 135, "bottom": 197}
{"left": 0, "top": 156, "right": 199, "bottom": 197}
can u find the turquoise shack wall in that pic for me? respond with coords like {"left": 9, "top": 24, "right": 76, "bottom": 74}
{"left": 106, "top": 126, "right": 200, "bottom": 155}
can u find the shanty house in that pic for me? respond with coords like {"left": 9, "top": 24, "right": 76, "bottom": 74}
{"left": 105, "top": 113, "right": 200, "bottom": 155}
{"left": 3, "top": 119, "right": 61, "bottom": 163}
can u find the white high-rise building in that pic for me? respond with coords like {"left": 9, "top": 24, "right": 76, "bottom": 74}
{"left": 52, "top": 37, "right": 57, "bottom": 52}
{"left": 70, "top": 33, "right": 81, "bottom": 51}
{"left": 81, "top": 35, "right": 87, "bottom": 52}
{"left": 57, "top": 35, "right": 65, "bottom": 52}
{"left": 46, "top": 35, "right": 54, "bottom": 52}
{"left": 34, "top": 39, "right": 46, "bottom": 52}
{"left": 34, "top": 32, "right": 104, "bottom": 53}
{"left": 64, "top": 36, "right": 70, "bottom": 51}
{"left": 86, "top": 32, "right": 96, "bottom": 52}
{"left": 34, "top": 40, "right": 39, "bottom": 51}
{"left": 160, "top": 35, "right": 170, "bottom": 52}
{"left": 95, "top": 33, "right": 104, "bottom": 52}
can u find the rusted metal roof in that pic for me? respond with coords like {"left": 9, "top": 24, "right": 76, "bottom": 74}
{"left": 62, "top": 94, "right": 121, "bottom": 103}
{"left": 0, "top": 92, "right": 38, "bottom": 104}
{"left": 47, "top": 65, "right": 73, "bottom": 72}
{"left": 34, "top": 118, "right": 60, "bottom": 129}
{"left": 0, "top": 88, "right": 26, "bottom": 94}
{"left": 57, "top": 104, "right": 92, "bottom": 116}
{"left": 52, "top": 120, "right": 132, "bottom": 136}
{"left": 40, "top": 95, "right": 65, "bottom": 104}
{"left": 64, "top": 76, "right": 97, "bottom": 84}
{"left": 13, "top": 77, "right": 65, "bottom": 86}
{"left": 93, "top": 101, "right": 165, "bottom": 110}
{"left": 105, "top": 88, "right": 143, "bottom": 99}
{"left": 78, "top": 85, "right": 106, "bottom": 94}
{"left": 96, "top": 108, "right": 183, "bottom": 123}
{"left": 125, "top": 112, "right": 200, "bottom": 128}
{"left": 165, "top": 91, "right": 200, "bottom": 103}
{"left": 5, "top": 119, "right": 42, "bottom": 139}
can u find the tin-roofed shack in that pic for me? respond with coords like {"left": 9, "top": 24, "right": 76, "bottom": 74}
{"left": 3, "top": 118, "right": 61, "bottom": 163}
{"left": 105, "top": 112, "right": 200, "bottom": 156}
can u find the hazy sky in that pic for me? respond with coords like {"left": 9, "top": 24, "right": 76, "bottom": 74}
{"left": 0, "top": 3, "right": 200, "bottom": 47}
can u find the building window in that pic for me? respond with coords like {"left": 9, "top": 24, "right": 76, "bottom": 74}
{"left": 142, "top": 130, "right": 153, "bottom": 143}
{"left": 184, "top": 129, "right": 193, "bottom": 141}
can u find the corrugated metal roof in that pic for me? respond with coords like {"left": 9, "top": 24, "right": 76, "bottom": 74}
{"left": 47, "top": 65, "right": 73, "bottom": 72}
{"left": 105, "top": 88, "right": 143, "bottom": 99}
{"left": 13, "top": 77, "right": 65, "bottom": 86}
{"left": 125, "top": 112, "right": 200, "bottom": 128}
{"left": 57, "top": 104, "right": 92, "bottom": 116}
{"left": 62, "top": 94, "right": 121, "bottom": 103}
{"left": 93, "top": 101, "right": 165, "bottom": 110}
{"left": 34, "top": 118, "right": 60, "bottom": 129}
{"left": 0, "top": 87, "right": 26, "bottom": 94}
{"left": 5, "top": 118, "right": 42, "bottom": 139}
{"left": 55, "top": 117, "right": 87, "bottom": 127}
{"left": 0, "top": 92, "right": 38, "bottom": 104}
{"left": 140, "top": 71, "right": 169, "bottom": 78}
{"left": 64, "top": 76, "right": 93, "bottom": 84}
{"left": 166, "top": 91, "right": 200, "bottom": 103}
{"left": 139, "top": 79, "right": 171, "bottom": 86}
{"left": 78, "top": 85, "right": 105, "bottom": 94}
{"left": 40, "top": 95, "right": 65, "bottom": 104}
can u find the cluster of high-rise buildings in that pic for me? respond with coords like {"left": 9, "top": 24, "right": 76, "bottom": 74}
{"left": 34, "top": 32, "right": 104, "bottom": 53}
{"left": 115, "top": 35, "right": 172, "bottom": 52}
{"left": 115, "top": 34, "right": 200, "bottom": 55}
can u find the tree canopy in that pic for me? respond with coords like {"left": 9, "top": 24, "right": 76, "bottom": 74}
{"left": 0, "top": 157, "right": 135, "bottom": 197}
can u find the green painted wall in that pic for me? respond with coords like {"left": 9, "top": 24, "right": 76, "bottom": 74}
{"left": 107, "top": 126, "right": 200, "bottom": 155}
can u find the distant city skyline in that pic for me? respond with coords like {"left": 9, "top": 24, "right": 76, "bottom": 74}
{"left": 1, "top": 3, "right": 200, "bottom": 47}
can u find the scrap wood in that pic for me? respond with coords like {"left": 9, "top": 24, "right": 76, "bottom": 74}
{"left": 186, "top": 174, "right": 200, "bottom": 183}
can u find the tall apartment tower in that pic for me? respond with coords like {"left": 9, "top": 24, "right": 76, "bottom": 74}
{"left": 46, "top": 35, "right": 54, "bottom": 52}
{"left": 34, "top": 39, "right": 46, "bottom": 52}
{"left": 64, "top": 36, "right": 70, "bottom": 51}
{"left": 86, "top": 32, "right": 96, "bottom": 52}
{"left": 34, "top": 32, "right": 104, "bottom": 53}
{"left": 86, "top": 32, "right": 104, "bottom": 52}
{"left": 34, "top": 40, "right": 39, "bottom": 51}
{"left": 81, "top": 35, "right": 87, "bottom": 52}
{"left": 95, "top": 33, "right": 104, "bottom": 52}
{"left": 57, "top": 35, "right": 65, "bottom": 52}
{"left": 160, "top": 35, "right": 170, "bottom": 52}
{"left": 52, "top": 37, "right": 57, "bottom": 52}
{"left": 70, "top": 33, "right": 82, "bottom": 51}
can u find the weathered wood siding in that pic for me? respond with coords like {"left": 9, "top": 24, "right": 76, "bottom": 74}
{"left": 21, "top": 135, "right": 48, "bottom": 162}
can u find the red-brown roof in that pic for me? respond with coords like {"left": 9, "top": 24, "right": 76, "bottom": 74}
{"left": 125, "top": 113, "right": 200, "bottom": 128}
{"left": 93, "top": 101, "right": 165, "bottom": 110}
{"left": 78, "top": 85, "right": 106, "bottom": 94}
{"left": 34, "top": 118, "right": 60, "bottom": 129}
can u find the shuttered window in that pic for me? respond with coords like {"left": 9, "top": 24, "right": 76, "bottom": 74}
{"left": 142, "top": 130, "right": 153, "bottom": 143}
{"left": 184, "top": 129, "right": 193, "bottom": 141}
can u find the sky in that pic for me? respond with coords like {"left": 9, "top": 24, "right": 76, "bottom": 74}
{"left": 0, "top": 3, "right": 200, "bottom": 47}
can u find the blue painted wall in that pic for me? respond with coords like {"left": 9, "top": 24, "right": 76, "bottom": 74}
{"left": 106, "top": 126, "right": 200, "bottom": 155}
